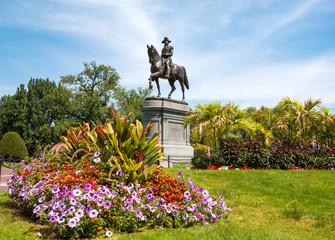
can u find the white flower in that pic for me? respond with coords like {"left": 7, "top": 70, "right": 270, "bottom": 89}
{"left": 36, "top": 232, "right": 42, "bottom": 237}
{"left": 94, "top": 158, "right": 101, "bottom": 163}
{"left": 73, "top": 189, "right": 82, "bottom": 197}
{"left": 106, "top": 231, "right": 113, "bottom": 237}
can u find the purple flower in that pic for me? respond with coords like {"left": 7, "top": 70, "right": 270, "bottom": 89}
{"left": 38, "top": 196, "right": 45, "bottom": 203}
{"left": 67, "top": 191, "right": 74, "bottom": 198}
{"left": 117, "top": 182, "right": 124, "bottom": 187}
{"left": 75, "top": 209, "right": 84, "bottom": 218}
{"left": 172, "top": 210, "right": 179, "bottom": 217}
{"left": 85, "top": 205, "right": 92, "bottom": 213}
{"left": 267, "top": 162, "right": 270, "bottom": 165}
{"left": 184, "top": 191, "right": 191, "bottom": 198}
{"left": 58, "top": 203, "right": 67, "bottom": 212}
{"left": 97, "top": 198, "right": 105, "bottom": 207}
{"left": 67, "top": 206, "right": 76, "bottom": 215}
{"left": 70, "top": 198, "right": 77, "bottom": 206}
{"left": 68, "top": 218, "right": 77, "bottom": 228}
{"left": 89, "top": 209, "right": 99, "bottom": 218}
{"left": 126, "top": 198, "right": 133, "bottom": 205}
{"left": 106, "top": 231, "right": 113, "bottom": 238}
{"left": 94, "top": 158, "right": 101, "bottom": 163}
{"left": 187, "top": 205, "right": 195, "bottom": 212}
{"left": 92, "top": 194, "right": 99, "bottom": 201}
{"left": 182, "top": 213, "right": 188, "bottom": 220}
{"left": 136, "top": 209, "right": 142, "bottom": 218}
{"left": 147, "top": 193, "right": 154, "bottom": 202}
{"left": 84, "top": 183, "right": 92, "bottom": 190}
{"left": 116, "top": 170, "right": 122, "bottom": 178}
{"left": 219, "top": 195, "right": 224, "bottom": 200}
{"left": 178, "top": 172, "right": 183, "bottom": 176}
{"left": 93, "top": 151, "right": 100, "bottom": 158}
{"left": 149, "top": 206, "right": 157, "bottom": 212}
{"left": 186, "top": 197, "right": 192, "bottom": 202}
{"left": 44, "top": 174, "right": 50, "bottom": 179}
{"left": 61, "top": 186, "right": 68, "bottom": 192}
{"left": 57, "top": 217, "right": 65, "bottom": 224}
{"left": 156, "top": 213, "right": 162, "bottom": 218}
{"left": 104, "top": 201, "right": 112, "bottom": 209}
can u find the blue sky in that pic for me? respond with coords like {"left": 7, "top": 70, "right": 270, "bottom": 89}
{"left": 1, "top": 0, "right": 335, "bottom": 110}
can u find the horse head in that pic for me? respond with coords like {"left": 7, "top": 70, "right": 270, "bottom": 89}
{"left": 147, "top": 44, "right": 160, "bottom": 64}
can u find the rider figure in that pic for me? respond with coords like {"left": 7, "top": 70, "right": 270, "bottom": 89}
{"left": 161, "top": 37, "right": 174, "bottom": 78}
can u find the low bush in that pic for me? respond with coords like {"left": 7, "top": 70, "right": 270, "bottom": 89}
{"left": 192, "top": 138, "right": 335, "bottom": 170}
{"left": 0, "top": 131, "right": 28, "bottom": 158}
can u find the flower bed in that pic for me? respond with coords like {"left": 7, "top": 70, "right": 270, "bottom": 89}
{"left": 192, "top": 138, "right": 335, "bottom": 170}
{"left": 7, "top": 112, "right": 230, "bottom": 239}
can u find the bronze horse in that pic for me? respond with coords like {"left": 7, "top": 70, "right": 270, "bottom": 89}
{"left": 147, "top": 44, "right": 189, "bottom": 102}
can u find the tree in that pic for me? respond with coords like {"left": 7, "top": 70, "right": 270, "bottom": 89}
{"left": 278, "top": 97, "right": 322, "bottom": 144}
{"left": 60, "top": 61, "right": 120, "bottom": 124}
{"left": 316, "top": 107, "right": 335, "bottom": 148}
{"left": 113, "top": 86, "right": 152, "bottom": 121}
{"left": 184, "top": 102, "right": 251, "bottom": 150}
{"left": 0, "top": 78, "right": 74, "bottom": 154}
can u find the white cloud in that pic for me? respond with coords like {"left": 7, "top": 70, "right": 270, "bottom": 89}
{"left": 257, "top": 0, "right": 323, "bottom": 42}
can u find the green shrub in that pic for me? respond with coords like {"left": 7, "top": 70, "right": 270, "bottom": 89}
{"left": 191, "top": 138, "right": 335, "bottom": 170}
{"left": 0, "top": 132, "right": 28, "bottom": 158}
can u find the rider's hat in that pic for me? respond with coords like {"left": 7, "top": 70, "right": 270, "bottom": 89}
{"left": 161, "top": 37, "right": 171, "bottom": 44}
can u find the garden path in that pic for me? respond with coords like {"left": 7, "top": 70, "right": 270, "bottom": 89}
{"left": 0, "top": 167, "right": 11, "bottom": 191}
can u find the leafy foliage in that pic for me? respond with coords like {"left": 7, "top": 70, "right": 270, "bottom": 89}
{"left": 60, "top": 61, "right": 120, "bottom": 124}
{"left": 0, "top": 132, "right": 28, "bottom": 158}
{"left": 191, "top": 138, "right": 335, "bottom": 170}
{"left": 0, "top": 79, "right": 75, "bottom": 154}
{"left": 113, "top": 86, "right": 153, "bottom": 121}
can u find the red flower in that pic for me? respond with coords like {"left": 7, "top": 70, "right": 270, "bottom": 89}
{"left": 96, "top": 226, "right": 102, "bottom": 232}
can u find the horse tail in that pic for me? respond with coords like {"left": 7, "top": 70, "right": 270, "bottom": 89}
{"left": 182, "top": 66, "right": 189, "bottom": 90}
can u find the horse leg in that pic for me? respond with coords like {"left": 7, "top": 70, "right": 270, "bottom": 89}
{"left": 150, "top": 67, "right": 165, "bottom": 78}
{"left": 168, "top": 78, "right": 176, "bottom": 99}
{"left": 155, "top": 78, "right": 161, "bottom": 97}
{"left": 178, "top": 78, "right": 185, "bottom": 102}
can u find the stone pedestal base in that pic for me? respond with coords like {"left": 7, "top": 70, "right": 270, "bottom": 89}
{"left": 142, "top": 97, "right": 194, "bottom": 165}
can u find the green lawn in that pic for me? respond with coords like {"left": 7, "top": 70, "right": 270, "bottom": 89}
{"left": 1, "top": 167, "right": 334, "bottom": 239}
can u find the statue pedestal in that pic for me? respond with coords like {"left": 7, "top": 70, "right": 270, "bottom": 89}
{"left": 142, "top": 97, "right": 194, "bottom": 166}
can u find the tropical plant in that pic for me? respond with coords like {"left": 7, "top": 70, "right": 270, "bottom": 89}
{"left": 278, "top": 97, "right": 322, "bottom": 144}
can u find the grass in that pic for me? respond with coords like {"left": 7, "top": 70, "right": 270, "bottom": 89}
{"left": 0, "top": 167, "right": 334, "bottom": 239}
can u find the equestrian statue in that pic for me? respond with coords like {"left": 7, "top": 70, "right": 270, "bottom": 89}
{"left": 147, "top": 37, "right": 189, "bottom": 102}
